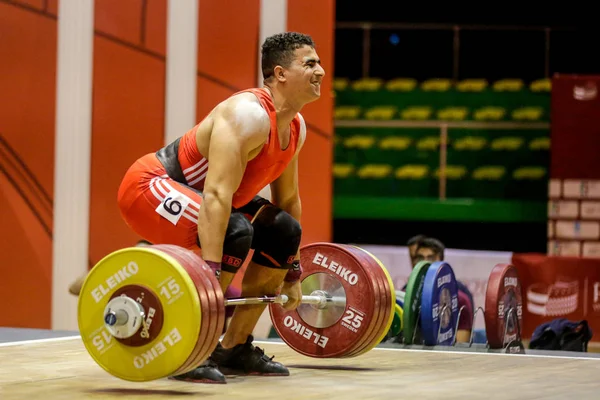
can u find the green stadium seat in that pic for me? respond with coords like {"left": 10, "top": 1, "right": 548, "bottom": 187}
{"left": 492, "top": 79, "right": 525, "bottom": 92}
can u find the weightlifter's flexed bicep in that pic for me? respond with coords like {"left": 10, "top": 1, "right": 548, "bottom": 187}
{"left": 197, "top": 95, "right": 270, "bottom": 277}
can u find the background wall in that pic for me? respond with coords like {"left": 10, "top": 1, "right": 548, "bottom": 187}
{"left": 0, "top": 0, "right": 334, "bottom": 329}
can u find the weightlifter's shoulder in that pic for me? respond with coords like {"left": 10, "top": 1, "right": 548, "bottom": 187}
{"left": 212, "top": 92, "right": 271, "bottom": 143}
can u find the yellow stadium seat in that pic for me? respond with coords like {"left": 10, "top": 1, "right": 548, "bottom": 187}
{"left": 385, "top": 78, "right": 418, "bottom": 91}
{"left": 456, "top": 79, "right": 488, "bottom": 92}
{"left": 530, "top": 78, "right": 552, "bottom": 92}
{"left": 416, "top": 136, "right": 440, "bottom": 151}
{"left": 351, "top": 78, "right": 383, "bottom": 91}
{"left": 529, "top": 137, "right": 551, "bottom": 150}
{"left": 436, "top": 107, "right": 469, "bottom": 120}
{"left": 492, "top": 79, "right": 524, "bottom": 91}
{"left": 364, "top": 106, "right": 397, "bottom": 120}
{"left": 334, "top": 106, "right": 362, "bottom": 120}
{"left": 421, "top": 78, "right": 452, "bottom": 92}
{"left": 333, "top": 78, "right": 349, "bottom": 91}
{"left": 357, "top": 164, "right": 393, "bottom": 179}
{"left": 400, "top": 106, "right": 433, "bottom": 120}
{"left": 513, "top": 167, "right": 546, "bottom": 180}
{"left": 379, "top": 136, "right": 412, "bottom": 150}
{"left": 452, "top": 136, "right": 487, "bottom": 151}
{"left": 511, "top": 107, "right": 544, "bottom": 121}
{"left": 395, "top": 165, "right": 429, "bottom": 179}
{"left": 472, "top": 166, "right": 506, "bottom": 180}
{"left": 490, "top": 137, "right": 524, "bottom": 151}
{"left": 433, "top": 165, "right": 468, "bottom": 180}
{"left": 473, "top": 106, "right": 506, "bottom": 121}
{"left": 343, "top": 135, "right": 376, "bottom": 149}
{"left": 333, "top": 164, "right": 355, "bottom": 178}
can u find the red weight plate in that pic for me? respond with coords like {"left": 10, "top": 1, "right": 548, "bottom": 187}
{"left": 347, "top": 245, "right": 393, "bottom": 357}
{"left": 269, "top": 242, "right": 379, "bottom": 358}
{"left": 192, "top": 251, "right": 225, "bottom": 367}
{"left": 150, "top": 245, "right": 212, "bottom": 375}
{"left": 340, "top": 245, "right": 385, "bottom": 357}
{"left": 160, "top": 245, "right": 223, "bottom": 372}
{"left": 485, "top": 263, "right": 523, "bottom": 349}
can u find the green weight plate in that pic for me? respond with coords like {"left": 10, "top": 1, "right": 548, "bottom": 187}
{"left": 402, "top": 261, "right": 431, "bottom": 345}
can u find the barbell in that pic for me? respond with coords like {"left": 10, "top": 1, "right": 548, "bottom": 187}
{"left": 77, "top": 241, "right": 523, "bottom": 382}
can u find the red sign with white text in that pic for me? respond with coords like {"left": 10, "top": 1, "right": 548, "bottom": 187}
{"left": 512, "top": 253, "right": 600, "bottom": 340}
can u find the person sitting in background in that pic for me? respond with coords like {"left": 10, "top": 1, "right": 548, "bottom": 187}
{"left": 413, "top": 237, "right": 474, "bottom": 344}
{"left": 406, "top": 234, "right": 426, "bottom": 266}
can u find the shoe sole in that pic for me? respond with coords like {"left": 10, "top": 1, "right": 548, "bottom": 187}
{"left": 168, "top": 376, "right": 227, "bottom": 384}
{"left": 218, "top": 367, "right": 289, "bottom": 377}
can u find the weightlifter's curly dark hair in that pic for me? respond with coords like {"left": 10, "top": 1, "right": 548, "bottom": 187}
{"left": 261, "top": 32, "right": 315, "bottom": 80}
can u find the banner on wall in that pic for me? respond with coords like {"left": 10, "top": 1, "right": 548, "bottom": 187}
{"left": 512, "top": 253, "right": 600, "bottom": 340}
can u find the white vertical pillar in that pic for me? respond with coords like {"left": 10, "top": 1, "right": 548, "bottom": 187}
{"left": 52, "top": 0, "right": 95, "bottom": 330}
{"left": 257, "top": 0, "right": 287, "bottom": 88}
{"left": 165, "top": 0, "right": 199, "bottom": 145}
{"left": 256, "top": 0, "right": 287, "bottom": 202}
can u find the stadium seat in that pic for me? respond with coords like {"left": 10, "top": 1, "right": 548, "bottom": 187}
{"left": 456, "top": 79, "right": 488, "bottom": 92}
{"left": 385, "top": 78, "right": 418, "bottom": 92}
{"left": 357, "top": 164, "right": 393, "bottom": 179}
{"left": 490, "top": 137, "right": 524, "bottom": 151}
{"left": 472, "top": 166, "right": 506, "bottom": 180}
{"left": 473, "top": 106, "right": 506, "bottom": 121}
{"left": 351, "top": 78, "right": 383, "bottom": 91}
{"left": 364, "top": 106, "right": 397, "bottom": 120}
{"left": 395, "top": 165, "right": 430, "bottom": 179}
{"left": 421, "top": 78, "right": 452, "bottom": 92}
{"left": 452, "top": 136, "right": 487, "bottom": 151}
{"left": 492, "top": 79, "right": 525, "bottom": 92}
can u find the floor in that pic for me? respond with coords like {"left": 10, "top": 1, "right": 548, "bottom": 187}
{"left": 1, "top": 328, "right": 600, "bottom": 399}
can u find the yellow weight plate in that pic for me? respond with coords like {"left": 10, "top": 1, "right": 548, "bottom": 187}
{"left": 352, "top": 247, "right": 396, "bottom": 355}
{"left": 78, "top": 247, "right": 201, "bottom": 382}
{"left": 393, "top": 303, "right": 404, "bottom": 335}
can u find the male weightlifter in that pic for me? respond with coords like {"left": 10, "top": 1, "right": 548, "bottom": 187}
{"left": 115, "top": 32, "right": 325, "bottom": 383}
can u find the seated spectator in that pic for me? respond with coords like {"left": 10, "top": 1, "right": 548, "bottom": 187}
{"left": 412, "top": 237, "right": 474, "bottom": 344}
{"left": 406, "top": 234, "right": 427, "bottom": 266}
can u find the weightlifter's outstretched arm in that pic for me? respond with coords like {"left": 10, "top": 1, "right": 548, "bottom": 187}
{"left": 197, "top": 96, "right": 270, "bottom": 276}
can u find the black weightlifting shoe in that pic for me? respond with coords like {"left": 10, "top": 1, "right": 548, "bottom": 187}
{"left": 211, "top": 335, "right": 289, "bottom": 376}
{"left": 169, "top": 358, "right": 227, "bottom": 384}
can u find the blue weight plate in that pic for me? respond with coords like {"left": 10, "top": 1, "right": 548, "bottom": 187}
{"left": 396, "top": 298, "right": 404, "bottom": 309}
{"left": 420, "top": 261, "right": 459, "bottom": 346}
